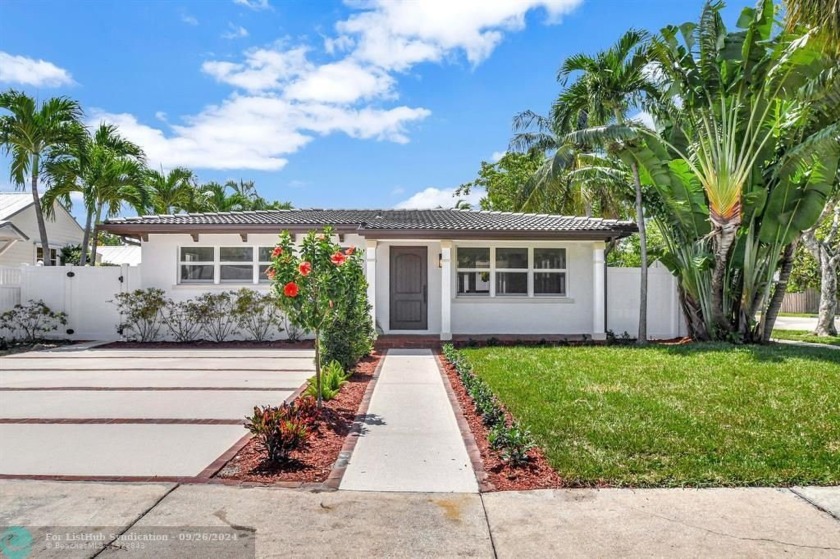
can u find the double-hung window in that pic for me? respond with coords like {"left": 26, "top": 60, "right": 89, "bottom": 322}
{"left": 180, "top": 247, "right": 215, "bottom": 283}
{"left": 456, "top": 248, "right": 491, "bottom": 295}
{"left": 257, "top": 247, "right": 275, "bottom": 283}
{"left": 455, "top": 246, "right": 568, "bottom": 298}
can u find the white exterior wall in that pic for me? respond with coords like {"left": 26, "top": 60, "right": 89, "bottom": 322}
{"left": 450, "top": 241, "right": 596, "bottom": 336}
{"left": 0, "top": 203, "right": 83, "bottom": 267}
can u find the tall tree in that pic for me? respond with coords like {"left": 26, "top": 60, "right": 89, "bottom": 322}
{"left": 801, "top": 194, "right": 840, "bottom": 335}
{"left": 543, "top": 29, "right": 656, "bottom": 343}
{"left": 196, "top": 181, "right": 249, "bottom": 212}
{"left": 144, "top": 167, "right": 196, "bottom": 214}
{"left": 0, "top": 90, "right": 85, "bottom": 265}
{"left": 45, "top": 123, "right": 147, "bottom": 265}
{"left": 785, "top": 0, "right": 840, "bottom": 51}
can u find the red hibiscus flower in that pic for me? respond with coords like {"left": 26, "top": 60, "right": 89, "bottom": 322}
{"left": 298, "top": 261, "right": 312, "bottom": 276}
{"left": 331, "top": 252, "right": 346, "bottom": 266}
{"left": 265, "top": 268, "right": 276, "bottom": 280}
{"left": 283, "top": 282, "right": 299, "bottom": 297}
{"left": 271, "top": 246, "right": 283, "bottom": 258}
{"left": 344, "top": 246, "right": 355, "bottom": 256}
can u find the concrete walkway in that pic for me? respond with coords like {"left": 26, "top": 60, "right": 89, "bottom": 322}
{"left": 340, "top": 349, "right": 478, "bottom": 493}
{"left": 775, "top": 315, "right": 840, "bottom": 331}
{"left": 3, "top": 481, "right": 840, "bottom": 558}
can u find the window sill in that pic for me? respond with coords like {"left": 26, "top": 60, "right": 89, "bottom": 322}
{"left": 172, "top": 283, "right": 271, "bottom": 290}
{"left": 453, "top": 296, "right": 575, "bottom": 304}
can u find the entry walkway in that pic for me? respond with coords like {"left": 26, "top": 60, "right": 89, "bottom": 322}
{"left": 340, "top": 349, "right": 478, "bottom": 493}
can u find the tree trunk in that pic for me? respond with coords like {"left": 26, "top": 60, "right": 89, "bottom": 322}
{"left": 710, "top": 219, "right": 739, "bottom": 338}
{"left": 30, "top": 164, "right": 52, "bottom": 266}
{"left": 679, "top": 285, "right": 708, "bottom": 341}
{"left": 814, "top": 253, "right": 838, "bottom": 336}
{"left": 760, "top": 241, "right": 797, "bottom": 343}
{"left": 631, "top": 163, "right": 648, "bottom": 345}
{"left": 89, "top": 205, "right": 103, "bottom": 266}
{"left": 79, "top": 208, "right": 93, "bottom": 266}
{"left": 314, "top": 330, "right": 323, "bottom": 409}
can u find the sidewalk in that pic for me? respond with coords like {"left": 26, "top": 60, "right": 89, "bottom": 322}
{"left": 3, "top": 481, "right": 840, "bottom": 558}
{"left": 339, "top": 348, "right": 478, "bottom": 493}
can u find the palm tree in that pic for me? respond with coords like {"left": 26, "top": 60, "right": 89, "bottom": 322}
{"left": 144, "top": 167, "right": 197, "bottom": 214}
{"left": 196, "top": 181, "right": 249, "bottom": 212}
{"left": 45, "top": 123, "right": 147, "bottom": 265}
{"left": 0, "top": 90, "right": 85, "bottom": 265}
{"left": 528, "top": 29, "right": 656, "bottom": 343}
{"left": 785, "top": 0, "right": 840, "bottom": 51}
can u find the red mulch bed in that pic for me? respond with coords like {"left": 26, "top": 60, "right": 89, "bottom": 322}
{"left": 214, "top": 352, "right": 381, "bottom": 483}
{"left": 101, "top": 340, "right": 315, "bottom": 350}
{"left": 439, "top": 354, "right": 566, "bottom": 491}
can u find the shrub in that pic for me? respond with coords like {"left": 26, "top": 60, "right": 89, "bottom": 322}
{"left": 161, "top": 299, "right": 204, "bottom": 343}
{"left": 245, "top": 396, "right": 318, "bottom": 463}
{"left": 113, "top": 288, "right": 167, "bottom": 342}
{"left": 303, "top": 360, "right": 348, "bottom": 401}
{"left": 489, "top": 423, "right": 535, "bottom": 466}
{"left": 283, "top": 315, "right": 304, "bottom": 342}
{"left": 0, "top": 300, "right": 68, "bottom": 343}
{"left": 195, "top": 291, "right": 239, "bottom": 342}
{"left": 232, "top": 289, "right": 283, "bottom": 342}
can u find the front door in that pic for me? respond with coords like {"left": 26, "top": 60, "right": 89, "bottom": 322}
{"left": 389, "top": 246, "right": 428, "bottom": 330}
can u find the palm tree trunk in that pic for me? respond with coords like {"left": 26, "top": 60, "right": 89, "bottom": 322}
{"left": 760, "top": 241, "right": 797, "bottom": 343}
{"left": 813, "top": 253, "right": 838, "bottom": 336}
{"left": 631, "top": 163, "right": 648, "bottom": 345}
{"left": 79, "top": 208, "right": 93, "bottom": 266}
{"left": 710, "top": 219, "right": 739, "bottom": 338}
{"left": 30, "top": 165, "right": 52, "bottom": 266}
{"left": 89, "top": 205, "right": 103, "bottom": 266}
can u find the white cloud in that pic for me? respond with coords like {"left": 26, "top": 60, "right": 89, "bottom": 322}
{"left": 181, "top": 13, "right": 199, "bottom": 26}
{"left": 337, "top": 0, "right": 583, "bottom": 70}
{"left": 69, "top": 191, "right": 84, "bottom": 204}
{"left": 234, "top": 0, "right": 271, "bottom": 10}
{"left": 0, "top": 51, "right": 74, "bottom": 87}
{"left": 395, "top": 187, "right": 481, "bottom": 209}
{"left": 491, "top": 151, "right": 506, "bottom": 162}
{"left": 629, "top": 111, "right": 655, "bottom": 130}
{"left": 87, "top": 0, "right": 580, "bottom": 172}
{"left": 154, "top": 111, "right": 168, "bottom": 122}
{"left": 222, "top": 24, "right": 249, "bottom": 40}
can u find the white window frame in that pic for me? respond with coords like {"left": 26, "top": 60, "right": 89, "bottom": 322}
{"left": 454, "top": 244, "right": 570, "bottom": 299}
{"left": 455, "top": 247, "right": 491, "bottom": 297}
{"left": 178, "top": 246, "right": 278, "bottom": 285}
{"left": 494, "top": 247, "right": 529, "bottom": 297}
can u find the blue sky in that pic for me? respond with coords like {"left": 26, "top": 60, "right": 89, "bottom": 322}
{"left": 0, "top": 0, "right": 751, "bottom": 218}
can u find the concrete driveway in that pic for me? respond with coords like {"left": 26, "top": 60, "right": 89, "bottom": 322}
{"left": 0, "top": 346, "right": 314, "bottom": 478}
{"left": 775, "top": 315, "right": 839, "bottom": 331}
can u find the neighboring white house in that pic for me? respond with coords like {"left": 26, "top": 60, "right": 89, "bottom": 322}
{"left": 0, "top": 192, "right": 84, "bottom": 267}
{"left": 101, "top": 208, "right": 672, "bottom": 341}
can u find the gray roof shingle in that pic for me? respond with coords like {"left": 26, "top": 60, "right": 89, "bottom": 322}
{"left": 103, "top": 209, "right": 636, "bottom": 238}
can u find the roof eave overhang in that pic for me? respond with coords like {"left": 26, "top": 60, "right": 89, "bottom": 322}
{"left": 102, "top": 222, "right": 638, "bottom": 241}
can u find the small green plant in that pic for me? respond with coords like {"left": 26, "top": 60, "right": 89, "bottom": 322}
{"left": 489, "top": 422, "right": 535, "bottom": 466}
{"left": 113, "top": 288, "right": 167, "bottom": 342}
{"left": 244, "top": 396, "right": 318, "bottom": 463}
{"left": 0, "top": 300, "right": 68, "bottom": 343}
{"left": 304, "top": 360, "right": 348, "bottom": 401}
{"left": 232, "top": 288, "right": 283, "bottom": 342}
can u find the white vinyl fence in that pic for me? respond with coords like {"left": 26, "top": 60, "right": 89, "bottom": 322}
{"left": 607, "top": 261, "right": 687, "bottom": 339}
{"left": 0, "top": 266, "right": 22, "bottom": 312}
{"left": 19, "top": 265, "right": 142, "bottom": 341}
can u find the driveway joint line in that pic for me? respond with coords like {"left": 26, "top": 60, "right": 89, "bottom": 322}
{"left": 790, "top": 487, "right": 840, "bottom": 523}
{"left": 479, "top": 493, "right": 499, "bottom": 559}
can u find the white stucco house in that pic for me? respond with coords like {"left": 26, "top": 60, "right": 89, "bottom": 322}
{"left": 0, "top": 192, "right": 84, "bottom": 267}
{"left": 100, "top": 208, "right": 658, "bottom": 341}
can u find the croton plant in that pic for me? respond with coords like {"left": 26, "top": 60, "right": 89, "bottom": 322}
{"left": 268, "top": 227, "right": 364, "bottom": 407}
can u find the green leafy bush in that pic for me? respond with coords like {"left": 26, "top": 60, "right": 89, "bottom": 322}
{"left": 113, "top": 288, "right": 167, "bottom": 342}
{"left": 244, "top": 396, "right": 318, "bottom": 463}
{"left": 232, "top": 288, "right": 283, "bottom": 342}
{"left": 304, "top": 360, "right": 348, "bottom": 401}
{"left": 489, "top": 422, "right": 535, "bottom": 466}
{"left": 0, "top": 300, "right": 68, "bottom": 343}
{"left": 162, "top": 299, "right": 205, "bottom": 342}
{"left": 195, "top": 291, "right": 239, "bottom": 342}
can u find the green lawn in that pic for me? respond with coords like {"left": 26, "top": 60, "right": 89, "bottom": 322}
{"left": 778, "top": 312, "right": 818, "bottom": 318}
{"left": 460, "top": 343, "right": 840, "bottom": 487}
{"left": 772, "top": 329, "right": 840, "bottom": 347}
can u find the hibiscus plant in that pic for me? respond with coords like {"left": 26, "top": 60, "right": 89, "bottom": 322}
{"left": 268, "top": 227, "right": 363, "bottom": 408}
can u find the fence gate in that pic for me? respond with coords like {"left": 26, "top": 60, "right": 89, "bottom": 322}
{"left": 0, "top": 266, "right": 22, "bottom": 312}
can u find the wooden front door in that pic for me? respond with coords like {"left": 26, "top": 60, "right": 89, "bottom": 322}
{"left": 389, "top": 246, "right": 428, "bottom": 330}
